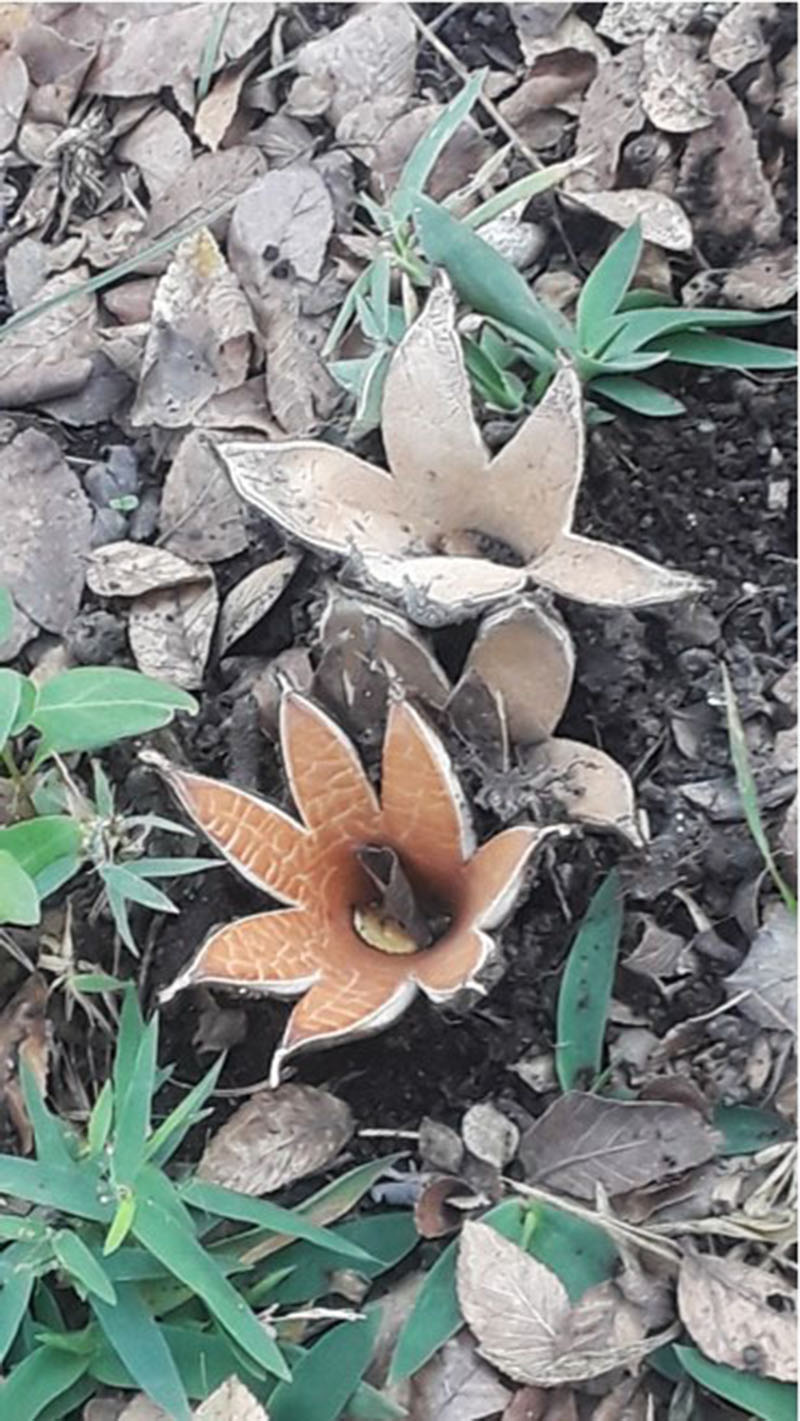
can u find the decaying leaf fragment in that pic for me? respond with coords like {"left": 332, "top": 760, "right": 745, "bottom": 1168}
{"left": 457, "top": 1222, "right": 677, "bottom": 1386}
{"left": 148, "top": 694, "right": 562, "bottom": 1083}
{"left": 724, "top": 901, "right": 796, "bottom": 1032}
{"left": 220, "top": 280, "right": 704, "bottom": 627}
{"left": 0, "top": 976, "right": 49, "bottom": 1155}
{"left": 218, "top": 555, "right": 301, "bottom": 653}
{"left": 132, "top": 228, "right": 253, "bottom": 429}
{"left": 678, "top": 1252, "right": 796, "bottom": 1381}
{"left": 197, "top": 1083, "right": 353, "bottom": 1195}
{"left": 158, "top": 431, "right": 249, "bottom": 565}
{"left": 679, "top": 80, "right": 781, "bottom": 245}
{"left": 411, "top": 1330, "right": 512, "bottom": 1421}
{"left": 0, "top": 266, "right": 97, "bottom": 407}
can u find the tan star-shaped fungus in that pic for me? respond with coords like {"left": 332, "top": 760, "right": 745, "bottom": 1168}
{"left": 218, "top": 277, "right": 704, "bottom": 626}
{"left": 144, "top": 695, "right": 558, "bottom": 1084}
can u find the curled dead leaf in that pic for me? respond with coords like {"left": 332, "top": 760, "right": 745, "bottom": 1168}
{"left": 87, "top": 541, "right": 208, "bottom": 599}
{"left": 218, "top": 555, "right": 301, "bottom": 654}
{"left": 414, "top": 1174, "right": 474, "bottom": 1238}
{"left": 679, "top": 80, "right": 781, "bottom": 245}
{"left": 197, "top": 1083, "right": 353, "bottom": 1195}
{"left": 678, "top": 1252, "right": 796, "bottom": 1381}
{"left": 129, "top": 577, "right": 218, "bottom": 691}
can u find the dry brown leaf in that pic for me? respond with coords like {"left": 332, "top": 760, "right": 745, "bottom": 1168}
{"left": 569, "top": 189, "right": 693, "bottom": 251}
{"left": 115, "top": 1396, "right": 167, "bottom": 1421}
{"left": 682, "top": 246, "right": 797, "bottom": 311}
{"left": 85, "top": 3, "right": 274, "bottom": 105}
{"left": 87, "top": 541, "right": 207, "bottom": 599}
{"left": 229, "top": 165, "right": 334, "bottom": 288}
{"left": 195, "top": 57, "right": 259, "bottom": 152}
{"left": 218, "top": 554, "right": 301, "bottom": 653}
{"left": 0, "top": 266, "right": 97, "bottom": 406}
{"left": 116, "top": 107, "right": 193, "bottom": 202}
{"left": 132, "top": 227, "right": 253, "bottom": 429}
{"left": 129, "top": 577, "right": 218, "bottom": 690}
{"left": 140, "top": 147, "right": 266, "bottom": 272}
{"left": 258, "top": 288, "right": 340, "bottom": 435}
{"left": 524, "top": 737, "right": 644, "bottom": 846}
{"left": 158, "top": 430, "right": 249, "bottom": 564}
{"left": 512, "top": 10, "right": 609, "bottom": 69}
{"left": 0, "top": 50, "right": 28, "bottom": 147}
{"left": 462, "top": 1102, "right": 520, "bottom": 1169}
{"left": 518, "top": 1092, "right": 720, "bottom": 1199}
{"left": 0, "top": 428, "right": 92, "bottom": 638}
{"left": 625, "top": 920, "right": 696, "bottom": 988}
{"left": 498, "top": 54, "right": 598, "bottom": 149}
{"left": 414, "top": 1175, "right": 472, "bottom": 1238}
{"left": 13, "top": 18, "right": 95, "bottom": 124}
{"left": 724, "top": 901, "right": 796, "bottom": 1033}
{"left": 455, "top": 600, "right": 574, "bottom": 746}
{"left": 775, "top": 45, "right": 796, "bottom": 137}
{"left": 502, "top": 1386, "right": 578, "bottom": 1421}
{"left": 457, "top": 1222, "right": 677, "bottom": 1386}
{"left": 679, "top": 80, "right": 781, "bottom": 245}
{"left": 641, "top": 32, "right": 715, "bottom": 132}
{"left": 370, "top": 103, "right": 494, "bottom": 206}
{"left": 419, "top": 1116, "right": 465, "bottom": 1175}
{"left": 292, "top": 3, "right": 416, "bottom": 152}
{"left": 709, "top": 3, "right": 774, "bottom": 73}
{"left": 0, "top": 976, "right": 49, "bottom": 1154}
{"left": 195, "top": 1376, "right": 269, "bottom": 1420}
{"left": 410, "top": 1330, "right": 512, "bottom": 1421}
{"left": 570, "top": 43, "right": 645, "bottom": 191}
{"left": 678, "top": 1252, "right": 796, "bottom": 1381}
{"left": 596, "top": 2, "right": 702, "bottom": 45}
{"left": 197, "top": 1083, "right": 353, "bottom": 1194}
{"left": 102, "top": 277, "right": 157, "bottom": 325}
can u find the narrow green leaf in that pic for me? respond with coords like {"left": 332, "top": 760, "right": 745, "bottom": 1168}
{"left": 87, "top": 1081, "right": 114, "bottom": 1157}
{"left": 350, "top": 347, "right": 392, "bottom": 439}
{"left": 722, "top": 664, "right": 796, "bottom": 910}
{"left": 659, "top": 331, "right": 797, "bottom": 370}
{"left": 556, "top": 870, "right": 623, "bottom": 1092}
{"left": 0, "top": 667, "right": 22, "bottom": 748}
{"left": 589, "top": 375, "right": 685, "bottom": 417}
{"left": 598, "top": 306, "right": 788, "bottom": 358}
{"left": 132, "top": 1189, "right": 290, "bottom": 1380}
{"left": 35, "top": 853, "right": 81, "bottom": 902}
{"left": 270, "top": 1311, "right": 379, "bottom": 1421}
{"left": 20, "top": 1061, "right": 78, "bottom": 1171}
{"left": 346, "top": 1383, "right": 408, "bottom": 1421}
{"left": 112, "top": 1014, "right": 158, "bottom": 1183}
{"left": 577, "top": 350, "right": 669, "bottom": 379}
{"left": 0, "top": 586, "right": 13, "bottom": 644}
{"left": 464, "top": 338, "right": 525, "bottom": 411}
{"left": 100, "top": 863, "right": 178, "bottom": 916}
{"left": 414, "top": 195, "right": 568, "bottom": 354}
{"left": 196, "top": 1, "right": 231, "bottom": 103}
{"left": 0, "top": 1269, "right": 35, "bottom": 1363}
{"left": 524, "top": 1199, "right": 618, "bottom": 1301}
{"left": 52, "top": 1231, "right": 116, "bottom": 1305}
{"left": 577, "top": 222, "right": 643, "bottom": 348}
{"left": 124, "top": 856, "right": 220, "bottom": 878}
{"left": 89, "top": 1320, "right": 258, "bottom": 1401}
{"left": 91, "top": 1280, "right": 191, "bottom": 1420}
{"left": 392, "top": 70, "right": 486, "bottom": 222}
{"left": 183, "top": 1178, "right": 375, "bottom": 1262}
{"left": 31, "top": 668, "right": 197, "bottom": 759}
{"left": 0, "top": 1158, "right": 109, "bottom": 1221}
{"left": 713, "top": 1103, "right": 794, "bottom": 1156}
{"left": 617, "top": 289, "right": 673, "bottom": 312}
{"left": 467, "top": 155, "right": 592, "bottom": 229}
{"left": 0, "top": 1346, "right": 90, "bottom": 1420}
{"left": 0, "top": 818, "right": 82, "bottom": 881}
{"left": 0, "top": 851, "right": 40, "bottom": 926}
{"left": 103, "top": 1193, "right": 137, "bottom": 1256}
{"left": 147, "top": 1053, "right": 226, "bottom": 1165}
{"left": 675, "top": 1345, "right": 796, "bottom": 1421}
{"left": 264, "top": 1213, "right": 418, "bottom": 1307}
{"left": 322, "top": 264, "right": 373, "bottom": 358}
{"left": 113, "top": 987, "right": 146, "bottom": 1098}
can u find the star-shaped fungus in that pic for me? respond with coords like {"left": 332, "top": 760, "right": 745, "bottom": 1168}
{"left": 144, "top": 695, "right": 557, "bottom": 1084}
{"left": 218, "top": 277, "right": 704, "bottom": 626}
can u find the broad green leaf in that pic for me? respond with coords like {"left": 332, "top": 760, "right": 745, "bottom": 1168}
{"left": 71, "top": 972, "right": 127, "bottom": 994}
{"left": 0, "top": 1269, "right": 35, "bottom": 1364}
{"left": 617, "top": 289, "right": 673, "bottom": 312}
{"left": 0, "top": 851, "right": 39, "bottom": 926}
{"left": 722, "top": 664, "right": 795, "bottom": 911}
{"left": 35, "top": 1376, "right": 94, "bottom": 1421}
{"left": 0, "top": 1217, "right": 46, "bottom": 1242}
{"left": 487, "top": 318, "right": 559, "bottom": 375}
{"left": 91, "top": 1280, "right": 190, "bottom": 1420}
{"left": 0, "top": 667, "right": 22, "bottom": 748}
{"left": 270, "top": 1311, "right": 379, "bottom": 1421}
{"left": 369, "top": 254, "right": 391, "bottom": 341}
{"left": 90, "top": 1320, "right": 261, "bottom": 1400}
{"left": 598, "top": 306, "right": 788, "bottom": 358}
{"left": 264, "top": 1213, "right": 418, "bottom": 1306}
{"left": 146, "top": 1053, "right": 226, "bottom": 1165}
{"left": 392, "top": 69, "right": 486, "bottom": 222}
{"left": 713, "top": 1103, "right": 794, "bottom": 1155}
{"left": 463, "top": 337, "right": 525, "bottom": 412}
{"left": 0, "top": 817, "right": 82, "bottom": 881}
{"left": 414, "top": 195, "right": 569, "bottom": 354}
{"left": 183, "top": 1178, "right": 376, "bottom": 1262}
{"left": 112, "top": 1014, "right": 158, "bottom": 1183}
{"left": 87, "top": 1081, "right": 114, "bottom": 1157}
{"left": 524, "top": 1199, "right": 618, "bottom": 1301}
{"left": 659, "top": 331, "right": 797, "bottom": 370}
{"left": 577, "top": 222, "right": 643, "bottom": 348}
{"left": 589, "top": 375, "right": 685, "bottom": 417}
{"left": 20, "top": 1062, "right": 78, "bottom": 1171}
{"left": 0, "top": 586, "right": 12, "bottom": 643}
{"left": 0, "top": 1346, "right": 90, "bottom": 1420}
{"left": 132, "top": 1188, "right": 290, "bottom": 1380}
{"left": 34, "top": 853, "right": 81, "bottom": 902}
{"left": 347, "top": 1384, "right": 408, "bottom": 1421}
{"left": 52, "top": 1231, "right": 115, "bottom": 1305}
{"left": 0, "top": 1158, "right": 109, "bottom": 1221}
{"left": 556, "top": 870, "right": 623, "bottom": 1092}
{"left": 576, "top": 350, "right": 669, "bottom": 380}
{"left": 31, "top": 667, "right": 197, "bottom": 758}
{"left": 10, "top": 675, "right": 36, "bottom": 736}
{"left": 100, "top": 863, "right": 178, "bottom": 915}
{"left": 674, "top": 1345, "right": 797, "bottom": 1421}
{"left": 390, "top": 1198, "right": 525, "bottom": 1381}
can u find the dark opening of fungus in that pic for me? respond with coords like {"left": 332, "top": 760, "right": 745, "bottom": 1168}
{"left": 354, "top": 843, "right": 453, "bottom": 954}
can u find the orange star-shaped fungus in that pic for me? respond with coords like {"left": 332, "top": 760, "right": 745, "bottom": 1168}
{"left": 145, "top": 695, "right": 557, "bottom": 1084}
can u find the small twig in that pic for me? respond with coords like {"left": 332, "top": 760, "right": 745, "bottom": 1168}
{"left": 359, "top": 1127, "right": 420, "bottom": 1140}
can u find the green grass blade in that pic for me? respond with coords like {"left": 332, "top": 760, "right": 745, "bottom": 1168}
{"left": 196, "top": 2, "right": 231, "bottom": 103}
{"left": 598, "top": 306, "right": 788, "bottom": 358}
{"left": 577, "top": 222, "right": 643, "bottom": 348}
{"left": 658, "top": 332, "right": 797, "bottom": 369}
{"left": 91, "top": 1280, "right": 191, "bottom": 1420}
{"left": 112, "top": 1014, "right": 158, "bottom": 1183}
{"left": 146, "top": 1053, "right": 226, "bottom": 1165}
{"left": 270, "top": 1312, "right": 379, "bottom": 1421}
{"left": 132, "top": 1189, "right": 290, "bottom": 1380}
{"left": 0, "top": 1158, "right": 109, "bottom": 1221}
{"left": 556, "top": 869, "right": 623, "bottom": 1092}
{"left": 183, "top": 1179, "right": 375, "bottom": 1262}
{"left": 713, "top": 1103, "right": 794, "bottom": 1156}
{"left": 0, "top": 1346, "right": 90, "bottom": 1420}
{"left": 466, "top": 155, "right": 593, "bottom": 230}
{"left": 392, "top": 70, "right": 486, "bottom": 222}
{"left": 322, "top": 265, "right": 374, "bottom": 359}
{"left": 589, "top": 375, "right": 685, "bottom": 417}
{"left": 414, "top": 195, "right": 568, "bottom": 354}
{"left": 675, "top": 1345, "right": 796, "bottom": 1421}
{"left": 721, "top": 664, "right": 796, "bottom": 911}
{"left": 51, "top": 1232, "right": 115, "bottom": 1306}
{"left": 0, "top": 1269, "right": 35, "bottom": 1364}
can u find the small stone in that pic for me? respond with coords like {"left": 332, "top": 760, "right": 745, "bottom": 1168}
{"left": 65, "top": 610, "right": 127, "bottom": 665}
